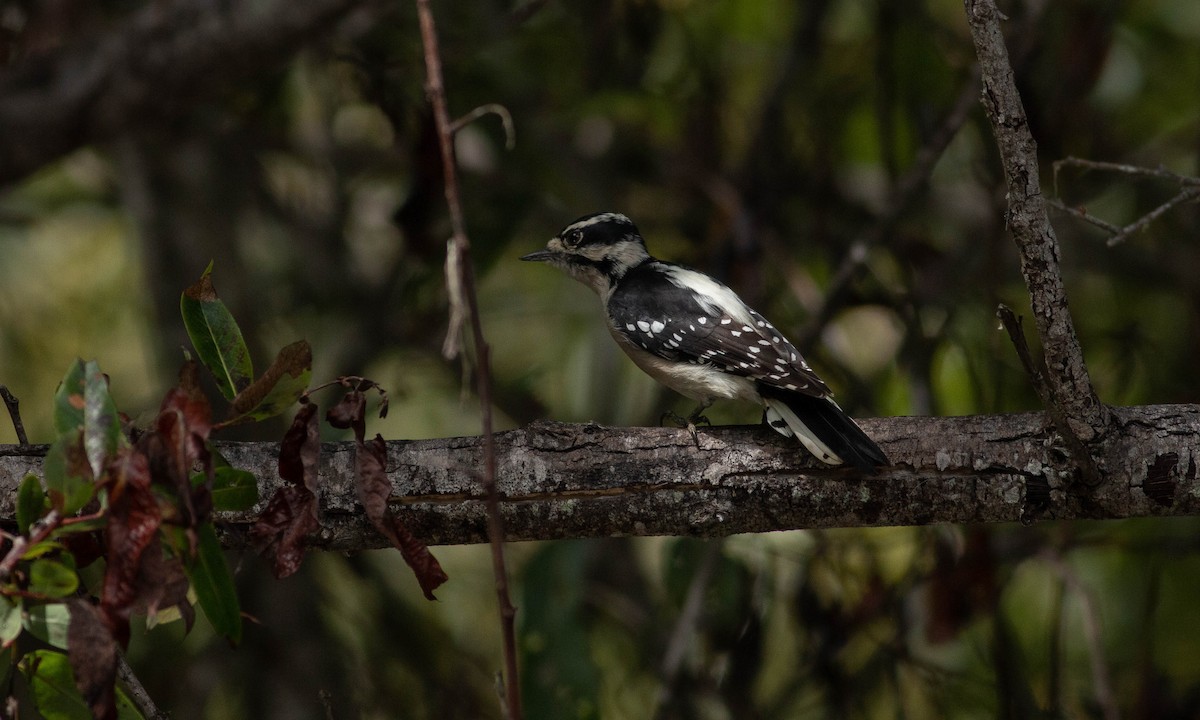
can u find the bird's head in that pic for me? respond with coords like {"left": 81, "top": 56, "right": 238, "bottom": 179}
{"left": 521, "top": 212, "right": 650, "bottom": 296}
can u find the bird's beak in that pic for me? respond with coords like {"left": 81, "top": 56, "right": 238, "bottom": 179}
{"left": 520, "top": 248, "right": 557, "bottom": 262}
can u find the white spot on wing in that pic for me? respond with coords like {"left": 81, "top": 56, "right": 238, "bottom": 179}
{"left": 637, "top": 321, "right": 650, "bottom": 333}
{"left": 698, "top": 317, "right": 707, "bottom": 325}
{"left": 650, "top": 320, "right": 665, "bottom": 334}
{"left": 626, "top": 323, "right": 636, "bottom": 332}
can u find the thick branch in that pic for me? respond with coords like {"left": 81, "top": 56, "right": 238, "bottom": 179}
{"left": 0, "top": 0, "right": 384, "bottom": 187}
{"left": 2, "top": 407, "right": 1197, "bottom": 547}
{"left": 962, "top": 0, "right": 1108, "bottom": 442}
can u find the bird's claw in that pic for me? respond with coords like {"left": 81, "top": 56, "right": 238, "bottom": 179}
{"left": 661, "top": 409, "right": 710, "bottom": 448}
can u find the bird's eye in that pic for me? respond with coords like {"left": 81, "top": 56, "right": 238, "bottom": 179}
{"left": 563, "top": 230, "right": 583, "bottom": 248}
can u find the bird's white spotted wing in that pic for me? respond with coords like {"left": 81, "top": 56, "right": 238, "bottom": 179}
{"left": 607, "top": 262, "right": 830, "bottom": 398}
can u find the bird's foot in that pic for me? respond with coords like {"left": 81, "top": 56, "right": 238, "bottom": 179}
{"left": 661, "top": 408, "right": 711, "bottom": 448}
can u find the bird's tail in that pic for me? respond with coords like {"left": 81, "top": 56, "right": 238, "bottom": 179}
{"left": 760, "top": 387, "right": 888, "bottom": 469}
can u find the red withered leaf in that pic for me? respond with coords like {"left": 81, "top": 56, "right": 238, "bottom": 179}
{"left": 355, "top": 434, "right": 447, "bottom": 600}
{"left": 250, "top": 486, "right": 320, "bottom": 579}
{"left": 101, "top": 448, "right": 162, "bottom": 647}
{"left": 67, "top": 599, "right": 118, "bottom": 720}
{"left": 130, "top": 536, "right": 192, "bottom": 630}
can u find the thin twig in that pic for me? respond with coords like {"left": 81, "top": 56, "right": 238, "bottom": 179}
{"left": 1053, "top": 156, "right": 1200, "bottom": 187}
{"left": 996, "top": 305, "right": 1100, "bottom": 485}
{"left": 0, "top": 386, "right": 28, "bottom": 446}
{"left": 117, "top": 655, "right": 170, "bottom": 720}
{"left": 1049, "top": 157, "right": 1200, "bottom": 246}
{"left": 0, "top": 510, "right": 61, "bottom": 582}
{"left": 449, "top": 103, "right": 516, "bottom": 150}
{"left": 413, "top": 2, "right": 522, "bottom": 718}
{"left": 1042, "top": 550, "right": 1121, "bottom": 720}
{"left": 1045, "top": 199, "right": 1123, "bottom": 235}
{"left": 1106, "top": 186, "right": 1200, "bottom": 247}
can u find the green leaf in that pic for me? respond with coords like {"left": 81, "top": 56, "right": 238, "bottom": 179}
{"left": 180, "top": 264, "right": 254, "bottom": 401}
{"left": 22, "top": 541, "right": 67, "bottom": 560}
{"left": 43, "top": 429, "right": 96, "bottom": 515}
{"left": 207, "top": 465, "right": 259, "bottom": 512}
{"left": 184, "top": 522, "right": 242, "bottom": 643}
{"left": 24, "top": 603, "right": 71, "bottom": 649}
{"left": 224, "top": 340, "right": 312, "bottom": 426}
{"left": 29, "top": 558, "right": 79, "bottom": 598}
{"left": 0, "top": 595, "right": 22, "bottom": 644}
{"left": 21, "top": 648, "right": 144, "bottom": 720}
{"left": 82, "top": 360, "right": 123, "bottom": 479}
{"left": 17, "top": 473, "right": 46, "bottom": 535}
{"left": 53, "top": 360, "right": 87, "bottom": 435}
{"left": 23, "top": 649, "right": 145, "bottom": 720}
{"left": 24, "top": 650, "right": 90, "bottom": 720}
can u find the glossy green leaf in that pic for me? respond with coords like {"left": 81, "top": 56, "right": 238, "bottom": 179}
{"left": 24, "top": 603, "right": 71, "bottom": 649}
{"left": 43, "top": 429, "right": 95, "bottom": 515}
{"left": 29, "top": 558, "right": 79, "bottom": 598}
{"left": 180, "top": 263, "right": 253, "bottom": 401}
{"left": 82, "top": 360, "right": 122, "bottom": 479}
{"left": 184, "top": 522, "right": 242, "bottom": 643}
{"left": 17, "top": 473, "right": 46, "bottom": 535}
{"left": 207, "top": 465, "right": 259, "bottom": 512}
{"left": 224, "top": 340, "right": 312, "bottom": 426}
{"left": 52, "top": 360, "right": 87, "bottom": 435}
{"left": 0, "top": 595, "right": 22, "bottom": 644}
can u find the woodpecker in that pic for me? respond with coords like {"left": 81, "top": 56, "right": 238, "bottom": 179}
{"left": 521, "top": 211, "right": 888, "bottom": 468}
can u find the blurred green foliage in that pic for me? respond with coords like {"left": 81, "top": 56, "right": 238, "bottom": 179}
{"left": 3, "top": 0, "right": 1200, "bottom": 718}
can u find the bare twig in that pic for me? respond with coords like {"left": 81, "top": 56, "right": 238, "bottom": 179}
{"left": 118, "top": 655, "right": 170, "bottom": 720}
{"left": 0, "top": 510, "right": 61, "bottom": 582}
{"left": 997, "top": 305, "right": 1101, "bottom": 485}
{"left": 413, "top": 2, "right": 522, "bottom": 718}
{"left": 1050, "top": 158, "right": 1200, "bottom": 246}
{"left": 449, "top": 103, "right": 516, "bottom": 150}
{"left": 1053, "top": 157, "right": 1200, "bottom": 187}
{"left": 963, "top": 0, "right": 1108, "bottom": 450}
{"left": 1045, "top": 199, "right": 1123, "bottom": 236}
{"left": 0, "top": 386, "right": 28, "bottom": 446}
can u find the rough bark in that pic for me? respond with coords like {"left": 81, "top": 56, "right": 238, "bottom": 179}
{"left": 2, "top": 406, "right": 1196, "bottom": 548}
{"left": 963, "top": 0, "right": 1109, "bottom": 444}
{"left": 0, "top": 0, "right": 385, "bottom": 187}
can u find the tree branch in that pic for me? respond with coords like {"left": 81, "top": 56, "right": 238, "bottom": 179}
{"left": 3, "top": 407, "right": 1197, "bottom": 547}
{"left": 962, "top": 0, "right": 1108, "bottom": 447}
{"left": 0, "top": 0, "right": 386, "bottom": 187}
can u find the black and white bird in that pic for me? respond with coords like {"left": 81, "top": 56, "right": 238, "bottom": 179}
{"left": 521, "top": 211, "right": 887, "bottom": 468}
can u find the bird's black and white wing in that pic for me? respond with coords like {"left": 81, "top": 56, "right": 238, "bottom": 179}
{"left": 607, "top": 262, "right": 828, "bottom": 396}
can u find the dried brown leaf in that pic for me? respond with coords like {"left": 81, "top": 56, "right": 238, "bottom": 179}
{"left": 250, "top": 485, "right": 320, "bottom": 579}
{"left": 101, "top": 448, "right": 162, "bottom": 647}
{"left": 228, "top": 340, "right": 312, "bottom": 419}
{"left": 67, "top": 599, "right": 118, "bottom": 720}
{"left": 326, "top": 390, "right": 366, "bottom": 439}
{"left": 355, "top": 435, "right": 447, "bottom": 600}
{"left": 278, "top": 402, "right": 319, "bottom": 492}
